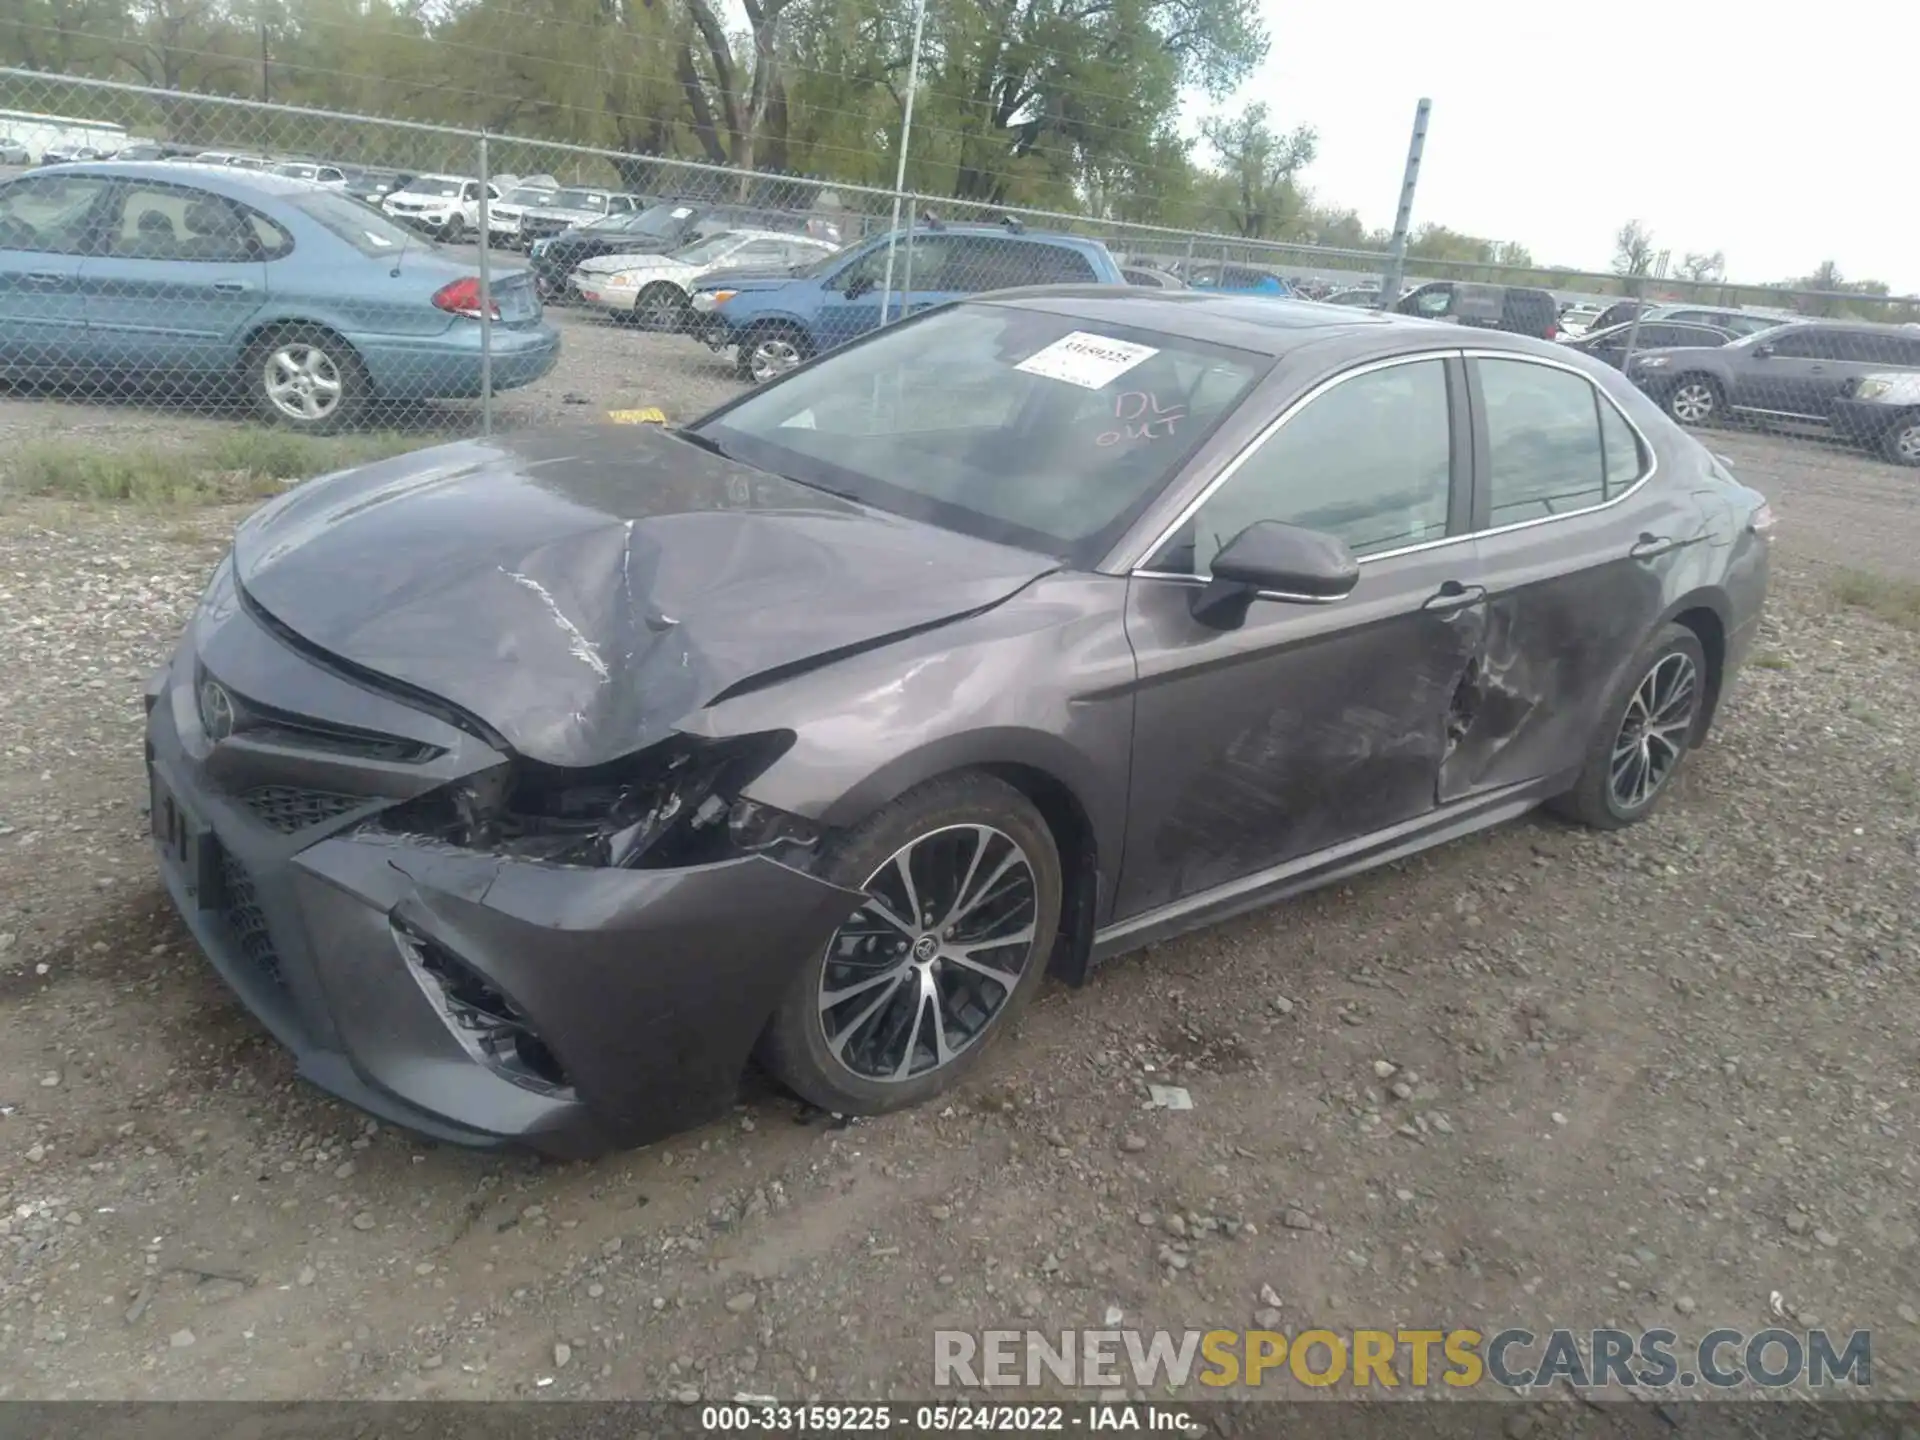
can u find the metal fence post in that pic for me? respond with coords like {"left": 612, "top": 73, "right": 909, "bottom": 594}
{"left": 877, "top": 0, "right": 928, "bottom": 325}
{"left": 1378, "top": 98, "right": 1431, "bottom": 307}
{"left": 476, "top": 130, "right": 493, "bottom": 437}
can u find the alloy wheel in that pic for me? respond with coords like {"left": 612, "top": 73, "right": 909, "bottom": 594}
{"left": 1609, "top": 651, "right": 1699, "bottom": 813}
{"left": 749, "top": 337, "right": 803, "bottom": 382}
{"left": 1670, "top": 382, "right": 1715, "bottom": 425}
{"left": 816, "top": 824, "right": 1040, "bottom": 1083}
{"left": 1892, "top": 422, "right": 1920, "bottom": 465}
{"left": 262, "top": 344, "right": 344, "bottom": 424}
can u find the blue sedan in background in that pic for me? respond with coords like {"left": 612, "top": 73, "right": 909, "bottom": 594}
{"left": 1183, "top": 261, "right": 1294, "bottom": 297}
{"left": 0, "top": 162, "right": 559, "bottom": 431}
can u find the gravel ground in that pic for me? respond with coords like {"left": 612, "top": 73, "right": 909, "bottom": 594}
{"left": 1, "top": 359, "right": 1917, "bottom": 1411}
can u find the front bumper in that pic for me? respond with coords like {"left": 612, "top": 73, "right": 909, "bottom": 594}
{"left": 144, "top": 604, "right": 862, "bottom": 1157}
{"left": 1828, "top": 398, "right": 1904, "bottom": 443}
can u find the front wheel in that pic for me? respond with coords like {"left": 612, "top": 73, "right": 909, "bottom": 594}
{"left": 442, "top": 214, "right": 465, "bottom": 244}
{"left": 245, "top": 327, "right": 369, "bottom": 434}
{"left": 1551, "top": 623, "right": 1707, "bottom": 830}
{"left": 757, "top": 772, "right": 1062, "bottom": 1115}
{"left": 1667, "top": 375, "right": 1722, "bottom": 427}
{"left": 1881, "top": 412, "right": 1920, "bottom": 467}
{"left": 635, "top": 284, "right": 690, "bottom": 333}
{"left": 737, "top": 324, "right": 812, "bottom": 383}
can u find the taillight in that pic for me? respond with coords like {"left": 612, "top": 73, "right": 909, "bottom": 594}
{"left": 1545, "top": 322, "right": 1559, "bottom": 340}
{"left": 431, "top": 277, "right": 499, "bottom": 321}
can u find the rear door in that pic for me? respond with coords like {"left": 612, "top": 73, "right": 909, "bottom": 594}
{"left": 0, "top": 172, "right": 114, "bottom": 373}
{"left": 1447, "top": 351, "right": 1709, "bottom": 798}
{"left": 79, "top": 179, "right": 271, "bottom": 381}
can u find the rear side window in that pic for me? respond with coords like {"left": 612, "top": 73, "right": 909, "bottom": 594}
{"left": 1598, "top": 397, "right": 1646, "bottom": 493}
{"left": 1479, "top": 358, "right": 1608, "bottom": 526}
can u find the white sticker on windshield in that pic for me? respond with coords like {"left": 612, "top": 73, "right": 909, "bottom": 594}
{"left": 1014, "top": 331, "right": 1158, "bottom": 390}
{"left": 671, "top": 206, "right": 693, "bottom": 218}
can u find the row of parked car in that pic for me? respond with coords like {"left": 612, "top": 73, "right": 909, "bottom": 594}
{"left": 3, "top": 152, "right": 1916, "bottom": 464}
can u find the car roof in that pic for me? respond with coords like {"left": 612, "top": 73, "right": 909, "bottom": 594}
{"left": 32, "top": 159, "right": 323, "bottom": 197}
{"left": 985, "top": 288, "right": 1562, "bottom": 360}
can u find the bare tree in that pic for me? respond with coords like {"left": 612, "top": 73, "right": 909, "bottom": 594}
{"left": 1613, "top": 219, "right": 1656, "bottom": 295}
{"left": 1678, "top": 250, "right": 1726, "bottom": 283}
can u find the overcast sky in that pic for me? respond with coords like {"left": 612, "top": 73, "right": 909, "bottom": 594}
{"left": 1203, "top": 0, "right": 1920, "bottom": 292}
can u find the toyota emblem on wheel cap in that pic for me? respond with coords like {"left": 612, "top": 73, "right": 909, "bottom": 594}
{"left": 198, "top": 680, "right": 236, "bottom": 741}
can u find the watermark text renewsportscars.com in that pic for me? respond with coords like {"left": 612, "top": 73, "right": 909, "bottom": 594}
{"left": 933, "top": 1327, "right": 1871, "bottom": 1392}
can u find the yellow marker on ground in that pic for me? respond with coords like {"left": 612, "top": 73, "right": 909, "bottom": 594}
{"left": 606, "top": 407, "right": 667, "bottom": 425}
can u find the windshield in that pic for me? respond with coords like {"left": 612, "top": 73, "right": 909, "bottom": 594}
{"left": 403, "top": 178, "right": 466, "bottom": 198}
{"left": 551, "top": 189, "right": 607, "bottom": 211}
{"left": 504, "top": 186, "right": 555, "bottom": 205}
{"left": 697, "top": 303, "right": 1270, "bottom": 564}
{"left": 295, "top": 192, "right": 425, "bottom": 256}
{"left": 670, "top": 233, "right": 743, "bottom": 266}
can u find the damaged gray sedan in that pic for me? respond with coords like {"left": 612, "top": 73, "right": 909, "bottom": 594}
{"left": 146, "top": 290, "right": 1772, "bottom": 1156}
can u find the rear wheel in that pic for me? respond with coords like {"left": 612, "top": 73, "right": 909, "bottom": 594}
{"left": 1551, "top": 623, "right": 1707, "bottom": 830}
{"left": 737, "top": 324, "right": 812, "bottom": 383}
{"left": 1667, "top": 375, "right": 1722, "bottom": 427}
{"left": 757, "top": 772, "right": 1061, "bottom": 1115}
{"left": 245, "top": 326, "right": 369, "bottom": 435}
{"left": 1881, "top": 412, "right": 1920, "bottom": 467}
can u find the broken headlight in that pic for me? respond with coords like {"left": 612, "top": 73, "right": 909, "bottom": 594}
{"left": 370, "top": 731, "right": 814, "bottom": 869}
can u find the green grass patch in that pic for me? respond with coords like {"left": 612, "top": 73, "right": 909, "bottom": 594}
{"left": 1828, "top": 569, "right": 1920, "bottom": 633}
{"left": 1750, "top": 651, "right": 1793, "bottom": 671}
{"left": 1, "top": 428, "right": 441, "bottom": 506}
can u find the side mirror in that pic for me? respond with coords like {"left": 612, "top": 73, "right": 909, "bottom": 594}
{"left": 844, "top": 274, "right": 875, "bottom": 300}
{"left": 1752, "top": 343, "right": 1774, "bottom": 359}
{"left": 1191, "top": 521, "right": 1360, "bottom": 628}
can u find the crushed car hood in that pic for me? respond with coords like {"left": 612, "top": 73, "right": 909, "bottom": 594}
{"left": 231, "top": 427, "right": 1057, "bottom": 768}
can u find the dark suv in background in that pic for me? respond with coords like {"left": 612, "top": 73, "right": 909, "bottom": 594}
{"left": 1626, "top": 320, "right": 1920, "bottom": 456}
{"left": 1395, "top": 281, "right": 1560, "bottom": 340}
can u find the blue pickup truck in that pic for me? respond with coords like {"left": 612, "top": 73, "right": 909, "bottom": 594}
{"left": 689, "top": 223, "right": 1126, "bottom": 382}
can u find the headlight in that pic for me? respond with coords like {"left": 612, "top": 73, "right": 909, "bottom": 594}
{"left": 1855, "top": 377, "right": 1892, "bottom": 402}
{"left": 706, "top": 289, "right": 737, "bottom": 307}
{"left": 530, "top": 239, "right": 548, "bottom": 255}
{"left": 1634, "top": 355, "right": 1671, "bottom": 369}
{"left": 608, "top": 272, "right": 641, "bottom": 287}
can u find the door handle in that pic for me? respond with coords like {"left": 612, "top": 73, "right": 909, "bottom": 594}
{"left": 1422, "top": 580, "right": 1486, "bottom": 613}
{"left": 1630, "top": 533, "right": 1681, "bottom": 560}
{"left": 24, "top": 271, "right": 66, "bottom": 286}
{"left": 211, "top": 281, "right": 253, "bottom": 294}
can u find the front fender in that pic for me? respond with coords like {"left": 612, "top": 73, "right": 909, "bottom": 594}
{"left": 678, "top": 573, "right": 1139, "bottom": 923}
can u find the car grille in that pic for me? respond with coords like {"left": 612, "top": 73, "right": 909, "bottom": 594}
{"left": 240, "top": 785, "right": 364, "bottom": 834}
{"left": 218, "top": 851, "right": 284, "bottom": 990}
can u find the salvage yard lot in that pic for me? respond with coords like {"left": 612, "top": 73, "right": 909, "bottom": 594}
{"left": 1, "top": 337, "right": 1917, "bottom": 1406}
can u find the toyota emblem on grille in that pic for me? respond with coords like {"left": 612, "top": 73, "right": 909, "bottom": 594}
{"left": 199, "top": 680, "right": 236, "bottom": 741}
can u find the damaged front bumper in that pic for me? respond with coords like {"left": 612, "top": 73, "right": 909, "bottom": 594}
{"left": 143, "top": 618, "right": 863, "bottom": 1158}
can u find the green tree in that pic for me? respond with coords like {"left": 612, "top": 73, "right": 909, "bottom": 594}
{"left": 1198, "top": 102, "right": 1315, "bottom": 239}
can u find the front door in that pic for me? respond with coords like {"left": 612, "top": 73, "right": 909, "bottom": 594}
{"left": 0, "top": 172, "right": 115, "bottom": 374}
{"left": 1736, "top": 328, "right": 1835, "bottom": 419}
{"left": 1115, "top": 354, "right": 1484, "bottom": 918}
{"left": 79, "top": 180, "right": 272, "bottom": 382}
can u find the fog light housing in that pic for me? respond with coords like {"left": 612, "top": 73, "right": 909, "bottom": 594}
{"left": 397, "top": 926, "right": 573, "bottom": 1096}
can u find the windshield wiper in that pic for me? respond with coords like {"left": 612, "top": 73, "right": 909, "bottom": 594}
{"left": 671, "top": 427, "right": 730, "bottom": 458}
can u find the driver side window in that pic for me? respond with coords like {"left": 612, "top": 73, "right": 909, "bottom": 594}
{"left": 1155, "top": 358, "right": 1455, "bottom": 576}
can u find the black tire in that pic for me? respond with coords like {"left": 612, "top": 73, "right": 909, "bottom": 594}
{"left": 442, "top": 214, "right": 465, "bottom": 244}
{"left": 635, "top": 283, "right": 690, "bottom": 333}
{"left": 243, "top": 325, "right": 371, "bottom": 435}
{"left": 1550, "top": 622, "right": 1708, "bottom": 831}
{"left": 1665, "top": 374, "right": 1723, "bottom": 427}
{"left": 1880, "top": 412, "right": 1920, "bottom": 467}
{"left": 735, "top": 323, "right": 813, "bottom": 384}
{"left": 757, "top": 772, "right": 1062, "bottom": 1116}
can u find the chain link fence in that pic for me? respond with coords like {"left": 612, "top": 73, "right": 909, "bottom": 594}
{"left": 3, "top": 65, "right": 1919, "bottom": 470}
